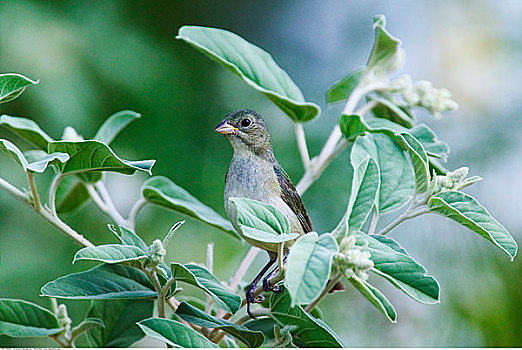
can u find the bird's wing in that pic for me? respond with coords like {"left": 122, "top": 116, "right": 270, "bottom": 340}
{"left": 273, "top": 164, "right": 313, "bottom": 233}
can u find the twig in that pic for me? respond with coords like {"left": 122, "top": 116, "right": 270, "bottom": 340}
{"left": 48, "top": 173, "right": 63, "bottom": 216}
{"left": 26, "top": 171, "right": 41, "bottom": 211}
{"left": 377, "top": 206, "right": 430, "bottom": 236}
{"left": 127, "top": 197, "right": 147, "bottom": 229}
{"left": 233, "top": 308, "right": 271, "bottom": 326}
{"left": 294, "top": 122, "right": 311, "bottom": 169}
{"left": 88, "top": 182, "right": 126, "bottom": 226}
{"left": 228, "top": 246, "right": 261, "bottom": 291}
{"left": 305, "top": 273, "right": 343, "bottom": 312}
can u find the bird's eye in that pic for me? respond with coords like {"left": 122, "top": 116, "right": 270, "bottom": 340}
{"left": 241, "top": 118, "right": 252, "bottom": 128}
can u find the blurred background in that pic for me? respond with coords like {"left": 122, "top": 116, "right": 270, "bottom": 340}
{"left": 1, "top": 0, "right": 521, "bottom": 347}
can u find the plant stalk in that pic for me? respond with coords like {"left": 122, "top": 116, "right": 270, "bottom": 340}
{"left": 294, "top": 122, "right": 311, "bottom": 170}
{"left": 305, "top": 273, "right": 343, "bottom": 312}
{"left": 26, "top": 171, "right": 41, "bottom": 211}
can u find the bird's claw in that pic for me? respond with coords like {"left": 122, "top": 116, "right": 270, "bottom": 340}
{"left": 263, "top": 275, "right": 284, "bottom": 293}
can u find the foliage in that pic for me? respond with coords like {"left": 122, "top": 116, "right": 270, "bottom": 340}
{"left": 0, "top": 14, "right": 516, "bottom": 348}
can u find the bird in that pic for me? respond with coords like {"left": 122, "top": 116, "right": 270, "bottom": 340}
{"left": 215, "top": 109, "right": 312, "bottom": 317}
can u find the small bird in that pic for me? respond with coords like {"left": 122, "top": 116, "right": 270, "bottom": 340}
{"left": 215, "top": 109, "right": 312, "bottom": 316}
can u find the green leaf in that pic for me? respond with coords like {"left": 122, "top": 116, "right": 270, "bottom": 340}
{"left": 55, "top": 176, "right": 90, "bottom": 214}
{"left": 41, "top": 264, "right": 156, "bottom": 299}
{"left": 333, "top": 156, "right": 380, "bottom": 237}
{"left": 0, "top": 115, "right": 54, "bottom": 150}
{"left": 243, "top": 317, "right": 277, "bottom": 341}
{"left": 410, "top": 124, "right": 450, "bottom": 161}
{"left": 0, "top": 73, "right": 38, "bottom": 104}
{"left": 73, "top": 244, "right": 147, "bottom": 264}
{"left": 240, "top": 226, "right": 299, "bottom": 243}
{"left": 285, "top": 233, "right": 338, "bottom": 305}
{"left": 269, "top": 290, "right": 344, "bottom": 347}
{"left": 367, "top": 15, "right": 403, "bottom": 75}
{"left": 94, "top": 110, "right": 141, "bottom": 145}
{"left": 397, "top": 132, "right": 430, "bottom": 193}
{"left": 109, "top": 225, "right": 149, "bottom": 252}
{"left": 138, "top": 317, "right": 217, "bottom": 348}
{"left": 48, "top": 141, "right": 155, "bottom": 182}
{"left": 0, "top": 139, "right": 69, "bottom": 173}
{"left": 175, "top": 302, "right": 264, "bottom": 347}
{"left": 230, "top": 197, "right": 290, "bottom": 234}
{"left": 142, "top": 176, "right": 238, "bottom": 239}
{"left": 355, "top": 232, "right": 440, "bottom": 304}
{"left": 0, "top": 299, "right": 62, "bottom": 337}
{"left": 429, "top": 191, "right": 518, "bottom": 260}
{"left": 350, "top": 133, "right": 414, "bottom": 214}
{"left": 370, "top": 96, "right": 414, "bottom": 128}
{"left": 348, "top": 276, "right": 396, "bottom": 322}
{"left": 338, "top": 114, "right": 369, "bottom": 140}
{"left": 70, "top": 318, "right": 104, "bottom": 341}
{"left": 326, "top": 67, "right": 365, "bottom": 104}
{"left": 82, "top": 299, "right": 153, "bottom": 347}
{"left": 171, "top": 263, "right": 241, "bottom": 314}
{"left": 176, "top": 26, "right": 319, "bottom": 122}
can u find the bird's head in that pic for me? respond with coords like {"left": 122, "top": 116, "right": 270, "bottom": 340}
{"left": 215, "top": 109, "right": 272, "bottom": 155}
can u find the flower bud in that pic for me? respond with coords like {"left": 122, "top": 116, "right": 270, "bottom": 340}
{"left": 147, "top": 239, "right": 166, "bottom": 267}
{"left": 339, "top": 235, "right": 356, "bottom": 253}
{"left": 56, "top": 304, "right": 72, "bottom": 330}
{"left": 61, "top": 127, "right": 84, "bottom": 141}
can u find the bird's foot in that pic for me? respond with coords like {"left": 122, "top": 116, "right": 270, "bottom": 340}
{"left": 262, "top": 275, "right": 284, "bottom": 293}
{"left": 246, "top": 285, "right": 265, "bottom": 318}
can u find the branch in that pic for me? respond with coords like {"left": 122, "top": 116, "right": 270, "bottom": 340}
{"left": 294, "top": 122, "right": 310, "bottom": 169}
{"left": 305, "top": 273, "right": 343, "bottom": 312}
{"left": 127, "top": 197, "right": 146, "bottom": 229}
{"left": 27, "top": 171, "right": 41, "bottom": 211}
{"left": 48, "top": 173, "right": 63, "bottom": 217}
{"left": 88, "top": 182, "right": 126, "bottom": 226}
{"left": 377, "top": 205, "right": 430, "bottom": 236}
{"left": 228, "top": 246, "right": 260, "bottom": 291}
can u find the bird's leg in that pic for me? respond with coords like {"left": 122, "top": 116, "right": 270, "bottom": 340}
{"left": 263, "top": 247, "right": 288, "bottom": 293}
{"left": 246, "top": 253, "right": 277, "bottom": 318}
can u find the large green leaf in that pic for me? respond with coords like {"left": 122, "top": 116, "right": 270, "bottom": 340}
{"left": 142, "top": 176, "right": 238, "bottom": 239}
{"left": 41, "top": 264, "right": 156, "bottom": 299}
{"left": 410, "top": 125, "right": 450, "bottom": 161}
{"left": 397, "top": 132, "right": 430, "bottom": 193}
{"left": 48, "top": 140, "right": 155, "bottom": 182}
{"left": 0, "top": 139, "right": 69, "bottom": 173}
{"left": 285, "top": 233, "right": 338, "bottom": 305}
{"left": 350, "top": 133, "right": 414, "bottom": 214}
{"left": 355, "top": 233, "right": 440, "bottom": 304}
{"left": 367, "top": 15, "right": 403, "bottom": 75}
{"left": 175, "top": 302, "right": 264, "bottom": 347}
{"left": 94, "top": 110, "right": 141, "bottom": 145}
{"left": 138, "top": 317, "right": 217, "bottom": 348}
{"left": 333, "top": 156, "right": 380, "bottom": 237}
{"left": 176, "top": 26, "right": 319, "bottom": 122}
{"left": 0, "top": 115, "right": 54, "bottom": 150}
{"left": 82, "top": 299, "right": 153, "bottom": 347}
{"left": 338, "top": 114, "right": 368, "bottom": 141}
{"left": 73, "top": 244, "right": 147, "bottom": 265}
{"left": 269, "top": 290, "right": 344, "bottom": 347}
{"left": 429, "top": 191, "right": 517, "bottom": 260}
{"left": 369, "top": 96, "right": 414, "bottom": 128}
{"left": 0, "top": 73, "right": 38, "bottom": 104}
{"left": 326, "top": 67, "right": 365, "bottom": 104}
{"left": 348, "top": 276, "right": 396, "bottom": 322}
{"left": 171, "top": 263, "right": 241, "bottom": 314}
{"left": 243, "top": 317, "right": 277, "bottom": 342}
{"left": 0, "top": 299, "right": 62, "bottom": 337}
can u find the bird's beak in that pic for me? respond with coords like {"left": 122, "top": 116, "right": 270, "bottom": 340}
{"left": 214, "top": 120, "right": 238, "bottom": 135}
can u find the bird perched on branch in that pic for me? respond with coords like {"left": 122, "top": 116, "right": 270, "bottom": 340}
{"left": 215, "top": 109, "right": 312, "bottom": 317}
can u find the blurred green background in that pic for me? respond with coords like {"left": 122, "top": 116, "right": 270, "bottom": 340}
{"left": 1, "top": 0, "right": 521, "bottom": 347}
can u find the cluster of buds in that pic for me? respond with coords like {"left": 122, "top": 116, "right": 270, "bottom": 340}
{"left": 146, "top": 239, "right": 166, "bottom": 268}
{"left": 56, "top": 303, "right": 72, "bottom": 333}
{"left": 389, "top": 75, "right": 459, "bottom": 118}
{"left": 428, "top": 167, "right": 482, "bottom": 196}
{"left": 61, "top": 126, "right": 84, "bottom": 141}
{"left": 334, "top": 235, "right": 374, "bottom": 281}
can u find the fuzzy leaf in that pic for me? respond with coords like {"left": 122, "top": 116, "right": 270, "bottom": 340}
{"left": 177, "top": 26, "right": 319, "bottom": 122}
{"left": 175, "top": 302, "right": 264, "bottom": 347}
{"left": 70, "top": 318, "right": 104, "bottom": 341}
{"left": 171, "top": 263, "right": 241, "bottom": 314}
{"left": 41, "top": 264, "right": 156, "bottom": 299}
{"left": 429, "top": 191, "right": 517, "bottom": 260}
{"left": 138, "top": 317, "right": 217, "bottom": 348}
{"left": 348, "top": 276, "right": 396, "bottom": 322}
{"left": 142, "top": 176, "right": 238, "bottom": 239}
{"left": 370, "top": 96, "right": 414, "bottom": 128}
{"left": 229, "top": 197, "right": 290, "bottom": 234}
{"left": 285, "top": 233, "right": 338, "bottom": 305}
{"left": 73, "top": 244, "right": 147, "bottom": 264}
{"left": 326, "top": 67, "right": 365, "bottom": 104}
{"left": 55, "top": 176, "right": 90, "bottom": 214}
{"left": 367, "top": 15, "right": 403, "bottom": 75}
{"left": 0, "top": 299, "right": 62, "bottom": 337}
{"left": 338, "top": 114, "right": 369, "bottom": 141}
{"left": 269, "top": 290, "right": 344, "bottom": 347}
{"left": 48, "top": 140, "right": 155, "bottom": 182}
{"left": 82, "top": 299, "right": 153, "bottom": 347}
{"left": 0, "top": 73, "right": 38, "bottom": 104}
{"left": 397, "top": 132, "right": 430, "bottom": 193}
{"left": 94, "top": 110, "right": 141, "bottom": 145}
{"left": 109, "top": 225, "right": 149, "bottom": 252}
{"left": 0, "top": 115, "right": 54, "bottom": 150}
{"left": 355, "top": 233, "right": 440, "bottom": 304}
{"left": 0, "top": 139, "right": 69, "bottom": 173}
{"left": 410, "top": 124, "right": 450, "bottom": 161}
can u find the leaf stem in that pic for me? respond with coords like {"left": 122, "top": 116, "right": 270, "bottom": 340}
{"left": 368, "top": 210, "right": 379, "bottom": 235}
{"left": 26, "top": 171, "right": 41, "bottom": 211}
{"left": 127, "top": 197, "right": 147, "bottom": 229}
{"left": 48, "top": 173, "right": 63, "bottom": 216}
{"left": 294, "top": 122, "right": 311, "bottom": 169}
{"left": 305, "top": 273, "right": 343, "bottom": 312}
{"left": 90, "top": 182, "right": 127, "bottom": 226}
{"left": 0, "top": 176, "right": 28, "bottom": 204}
{"left": 377, "top": 205, "right": 430, "bottom": 236}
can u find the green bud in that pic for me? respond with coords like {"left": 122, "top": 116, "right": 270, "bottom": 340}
{"left": 61, "top": 126, "right": 83, "bottom": 141}
{"left": 147, "top": 239, "right": 166, "bottom": 267}
{"left": 339, "top": 235, "right": 356, "bottom": 253}
{"left": 447, "top": 167, "right": 468, "bottom": 182}
{"left": 56, "top": 304, "right": 72, "bottom": 331}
